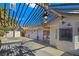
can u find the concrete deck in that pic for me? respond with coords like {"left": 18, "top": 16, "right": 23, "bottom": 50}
{"left": 0, "top": 37, "right": 64, "bottom": 56}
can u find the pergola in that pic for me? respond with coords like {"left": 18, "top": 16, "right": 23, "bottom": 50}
{"left": 0, "top": 3, "right": 79, "bottom": 56}
{"left": 0, "top": 3, "right": 79, "bottom": 29}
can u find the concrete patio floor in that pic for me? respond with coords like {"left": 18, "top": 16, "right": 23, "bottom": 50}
{"left": 0, "top": 37, "right": 64, "bottom": 56}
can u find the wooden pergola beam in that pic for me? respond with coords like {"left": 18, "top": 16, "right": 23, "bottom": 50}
{"left": 49, "top": 3, "right": 79, "bottom": 6}
{"left": 37, "top": 3, "right": 62, "bottom": 17}
{"left": 49, "top": 8, "right": 79, "bottom": 10}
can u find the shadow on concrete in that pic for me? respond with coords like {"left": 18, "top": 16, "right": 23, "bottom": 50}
{"left": 61, "top": 49, "right": 79, "bottom": 56}
{"left": 25, "top": 39, "right": 79, "bottom": 56}
{"left": 22, "top": 39, "right": 48, "bottom": 46}
{"left": 24, "top": 39, "right": 56, "bottom": 48}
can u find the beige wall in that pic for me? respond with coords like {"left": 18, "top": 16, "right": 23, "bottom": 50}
{"left": 15, "top": 31, "right": 21, "bottom": 37}
{"left": 50, "top": 15, "right": 79, "bottom": 51}
{"left": 25, "top": 30, "right": 43, "bottom": 40}
{"left": 5, "top": 31, "right": 20, "bottom": 37}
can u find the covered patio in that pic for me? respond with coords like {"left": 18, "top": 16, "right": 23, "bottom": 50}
{"left": 0, "top": 3, "right": 79, "bottom": 56}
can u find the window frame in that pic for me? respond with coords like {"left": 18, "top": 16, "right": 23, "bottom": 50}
{"left": 59, "top": 28, "right": 73, "bottom": 42}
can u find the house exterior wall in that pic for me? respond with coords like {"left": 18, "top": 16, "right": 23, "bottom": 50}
{"left": 6, "top": 31, "right": 13, "bottom": 37}
{"left": 25, "top": 30, "right": 43, "bottom": 40}
{"left": 15, "top": 31, "right": 21, "bottom": 37}
{"left": 50, "top": 25, "right": 57, "bottom": 47}
{"left": 74, "top": 22, "right": 79, "bottom": 49}
{"left": 5, "top": 31, "right": 21, "bottom": 37}
{"left": 50, "top": 16, "right": 79, "bottom": 52}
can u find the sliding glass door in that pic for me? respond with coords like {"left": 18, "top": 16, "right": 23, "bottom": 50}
{"left": 59, "top": 28, "right": 73, "bottom": 42}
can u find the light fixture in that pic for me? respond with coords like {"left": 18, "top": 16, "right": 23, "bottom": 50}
{"left": 43, "top": 11, "right": 48, "bottom": 23}
{"left": 61, "top": 16, "right": 65, "bottom": 24}
{"left": 61, "top": 16, "right": 64, "bottom": 20}
{"left": 43, "top": 11, "right": 48, "bottom": 19}
{"left": 62, "top": 21, "right": 65, "bottom": 24}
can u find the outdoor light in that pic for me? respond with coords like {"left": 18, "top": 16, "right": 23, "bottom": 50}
{"left": 43, "top": 11, "right": 48, "bottom": 23}
{"left": 44, "top": 15, "right": 48, "bottom": 19}
{"left": 43, "top": 11, "right": 48, "bottom": 19}
{"left": 61, "top": 16, "right": 65, "bottom": 24}
{"left": 61, "top": 16, "right": 64, "bottom": 20}
{"left": 62, "top": 20, "right": 65, "bottom": 24}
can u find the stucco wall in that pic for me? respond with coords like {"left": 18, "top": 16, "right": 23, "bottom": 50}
{"left": 50, "top": 16, "right": 79, "bottom": 51}
{"left": 5, "top": 31, "right": 21, "bottom": 37}
{"left": 25, "top": 30, "right": 43, "bottom": 40}
{"left": 6, "top": 31, "right": 13, "bottom": 37}
{"left": 15, "top": 31, "right": 21, "bottom": 37}
{"left": 50, "top": 26, "right": 57, "bottom": 47}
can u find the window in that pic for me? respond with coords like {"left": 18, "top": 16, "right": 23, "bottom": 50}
{"left": 59, "top": 28, "right": 72, "bottom": 42}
